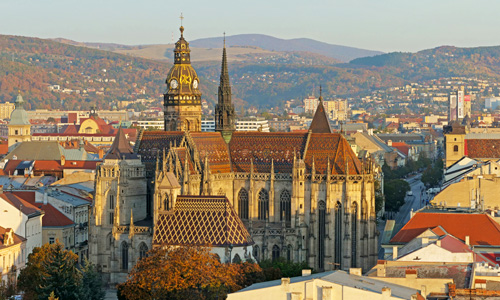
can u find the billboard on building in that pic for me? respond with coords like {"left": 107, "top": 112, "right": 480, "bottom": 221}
{"left": 449, "top": 94, "right": 457, "bottom": 121}
{"left": 457, "top": 90, "right": 464, "bottom": 118}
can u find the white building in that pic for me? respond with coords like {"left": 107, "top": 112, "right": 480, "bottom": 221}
{"left": 201, "top": 119, "right": 215, "bottom": 132}
{"left": 136, "top": 120, "right": 164, "bottom": 131}
{"left": 0, "top": 192, "right": 43, "bottom": 260}
{"left": 0, "top": 227, "right": 26, "bottom": 284}
{"left": 235, "top": 118, "right": 270, "bottom": 132}
{"left": 303, "top": 96, "right": 319, "bottom": 114}
{"left": 228, "top": 270, "right": 420, "bottom": 300}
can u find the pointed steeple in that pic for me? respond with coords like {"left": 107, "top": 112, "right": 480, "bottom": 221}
{"left": 105, "top": 127, "right": 136, "bottom": 159}
{"left": 215, "top": 33, "right": 236, "bottom": 143}
{"left": 309, "top": 87, "right": 332, "bottom": 133}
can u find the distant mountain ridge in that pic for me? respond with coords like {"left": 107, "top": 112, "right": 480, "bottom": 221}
{"left": 190, "top": 34, "right": 384, "bottom": 62}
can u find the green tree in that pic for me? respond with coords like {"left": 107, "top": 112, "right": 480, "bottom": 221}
{"left": 384, "top": 179, "right": 411, "bottom": 212}
{"left": 79, "top": 257, "right": 105, "bottom": 300}
{"left": 259, "top": 258, "right": 312, "bottom": 281}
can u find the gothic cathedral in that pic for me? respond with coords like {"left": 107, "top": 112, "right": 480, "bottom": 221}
{"left": 91, "top": 26, "right": 379, "bottom": 285}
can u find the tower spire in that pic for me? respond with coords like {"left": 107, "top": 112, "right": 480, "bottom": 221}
{"left": 215, "top": 33, "right": 235, "bottom": 143}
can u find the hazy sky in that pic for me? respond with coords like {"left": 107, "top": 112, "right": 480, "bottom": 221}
{"left": 2, "top": 0, "right": 500, "bottom": 53}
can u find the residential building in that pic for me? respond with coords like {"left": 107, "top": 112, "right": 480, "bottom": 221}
{"left": 0, "top": 102, "right": 15, "bottom": 120}
{"left": 235, "top": 117, "right": 270, "bottom": 132}
{"left": 0, "top": 226, "right": 26, "bottom": 284}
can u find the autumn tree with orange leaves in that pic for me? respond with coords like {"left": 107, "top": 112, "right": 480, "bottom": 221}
{"left": 117, "top": 245, "right": 264, "bottom": 300}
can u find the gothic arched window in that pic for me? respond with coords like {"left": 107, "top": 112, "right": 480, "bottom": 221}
{"left": 272, "top": 245, "right": 280, "bottom": 261}
{"left": 238, "top": 189, "right": 249, "bottom": 220}
{"left": 232, "top": 254, "right": 241, "bottom": 264}
{"left": 453, "top": 145, "right": 459, "bottom": 152}
{"left": 335, "top": 201, "right": 342, "bottom": 268}
{"left": 351, "top": 202, "right": 358, "bottom": 267}
{"left": 318, "top": 200, "right": 326, "bottom": 271}
{"left": 258, "top": 189, "right": 269, "bottom": 220}
{"left": 121, "top": 242, "right": 128, "bottom": 270}
{"left": 253, "top": 245, "right": 260, "bottom": 261}
{"left": 280, "top": 190, "right": 291, "bottom": 227}
{"left": 163, "top": 194, "right": 169, "bottom": 211}
{"left": 139, "top": 243, "right": 148, "bottom": 260}
{"left": 287, "top": 245, "right": 293, "bottom": 261}
{"left": 109, "top": 194, "right": 114, "bottom": 210}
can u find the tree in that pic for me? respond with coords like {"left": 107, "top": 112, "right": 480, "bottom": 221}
{"left": 117, "top": 246, "right": 244, "bottom": 300}
{"left": 384, "top": 179, "right": 410, "bottom": 212}
{"left": 17, "top": 241, "right": 104, "bottom": 300}
{"left": 259, "top": 258, "right": 312, "bottom": 281}
{"left": 79, "top": 257, "right": 105, "bottom": 300}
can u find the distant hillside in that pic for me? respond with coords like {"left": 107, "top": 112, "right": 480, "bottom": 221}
{"left": 349, "top": 45, "right": 500, "bottom": 81}
{"left": 190, "top": 34, "right": 383, "bottom": 62}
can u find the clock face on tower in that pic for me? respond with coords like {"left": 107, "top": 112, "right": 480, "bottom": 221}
{"left": 170, "top": 79, "right": 178, "bottom": 89}
{"left": 193, "top": 79, "right": 198, "bottom": 89}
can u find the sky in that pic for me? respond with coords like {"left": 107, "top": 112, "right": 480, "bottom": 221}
{"left": 2, "top": 0, "right": 500, "bottom": 53}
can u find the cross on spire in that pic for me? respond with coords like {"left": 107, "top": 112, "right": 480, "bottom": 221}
{"left": 223, "top": 32, "right": 226, "bottom": 47}
{"left": 180, "top": 13, "right": 184, "bottom": 26}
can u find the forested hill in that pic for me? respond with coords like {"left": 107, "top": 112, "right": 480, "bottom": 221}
{"left": 349, "top": 45, "right": 500, "bottom": 81}
{"left": 0, "top": 35, "right": 174, "bottom": 110}
{"left": 3, "top": 34, "right": 500, "bottom": 112}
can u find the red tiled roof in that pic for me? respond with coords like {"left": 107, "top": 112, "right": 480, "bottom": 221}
{"left": 173, "top": 147, "right": 196, "bottom": 175}
{"left": 3, "top": 160, "right": 23, "bottom": 175}
{"left": 191, "top": 132, "right": 231, "bottom": 174}
{"left": 0, "top": 192, "right": 42, "bottom": 216}
{"left": 391, "top": 212, "right": 500, "bottom": 246}
{"left": 305, "top": 133, "right": 362, "bottom": 175}
{"left": 465, "top": 139, "right": 500, "bottom": 159}
{"left": 10, "top": 191, "right": 74, "bottom": 227}
{"left": 137, "top": 131, "right": 185, "bottom": 163}
{"left": 229, "top": 132, "right": 308, "bottom": 173}
{"left": 392, "top": 142, "right": 410, "bottom": 156}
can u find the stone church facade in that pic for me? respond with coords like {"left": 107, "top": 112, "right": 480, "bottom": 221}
{"left": 90, "top": 26, "right": 378, "bottom": 285}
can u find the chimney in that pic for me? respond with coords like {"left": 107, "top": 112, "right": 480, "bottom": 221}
{"left": 392, "top": 246, "right": 398, "bottom": 260}
{"left": 302, "top": 269, "right": 312, "bottom": 277}
{"left": 388, "top": 140, "right": 393, "bottom": 147}
{"left": 0, "top": 185, "right": 3, "bottom": 194}
{"left": 349, "top": 268, "right": 362, "bottom": 276}
{"left": 381, "top": 287, "right": 391, "bottom": 299}
{"left": 98, "top": 149, "right": 104, "bottom": 159}
{"left": 281, "top": 278, "right": 290, "bottom": 286}
{"left": 465, "top": 236, "right": 470, "bottom": 245}
{"left": 421, "top": 285, "right": 428, "bottom": 298}
{"left": 43, "top": 191, "right": 48, "bottom": 205}
{"left": 405, "top": 269, "right": 417, "bottom": 279}
{"left": 61, "top": 155, "right": 66, "bottom": 166}
{"left": 436, "top": 240, "right": 441, "bottom": 247}
{"left": 376, "top": 260, "right": 386, "bottom": 277}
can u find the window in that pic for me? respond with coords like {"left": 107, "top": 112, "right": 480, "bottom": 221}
{"left": 258, "top": 189, "right": 269, "bottom": 220}
{"left": 287, "top": 245, "right": 293, "bottom": 261}
{"left": 232, "top": 254, "right": 241, "bottom": 264}
{"left": 121, "top": 242, "right": 128, "bottom": 270}
{"left": 109, "top": 212, "right": 114, "bottom": 225}
{"left": 253, "top": 245, "right": 260, "bottom": 261}
{"left": 49, "top": 237, "right": 55, "bottom": 244}
{"left": 453, "top": 145, "right": 459, "bottom": 152}
{"left": 351, "top": 202, "right": 358, "bottom": 267}
{"left": 238, "top": 189, "right": 249, "bottom": 220}
{"left": 318, "top": 200, "right": 326, "bottom": 270}
{"left": 163, "top": 194, "right": 169, "bottom": 211}
{"left": 272, "top": 245, "right": 280, "bottom": 261}
{"left": 109, "top": 194, "right": 115, "bottom": 209}
{"left": 280, "top": 190, "right": 291, "bottom": 227}
{"left": 335, "top": 202, "right": 342, "bottom": 268}
{"left": 139, "top": 243, "right": 148, "bottom": 260}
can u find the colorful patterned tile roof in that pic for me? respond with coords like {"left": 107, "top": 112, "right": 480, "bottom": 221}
{"left": 465, "top": 139, "right": 500, "bottom": 159}
{"left": 172, "top": 147, "right": 196, "bottom": 175}
{"left": 136, "top": 131, "right": 185, "bottom": 163}
{"left": 305, "top": 133, "right": 362, "bottom": 175}
{"left": 229, "top": 132, "right": 308, "bottom": 173}
{"left": 390, "top": 212, "right": 500, "bottom": 246}
{"left": 190, "top": 132, "right": 231, "bottom": 174}
{"left": 153, "top": 196, "right": 253, "bottom": 247}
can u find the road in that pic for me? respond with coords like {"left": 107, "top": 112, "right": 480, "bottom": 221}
{"left": 378, "top": 174, "right": 427, "bottom": 259}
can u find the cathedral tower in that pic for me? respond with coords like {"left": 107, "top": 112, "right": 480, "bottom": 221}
{"left": 164, "top": 26, "right": 202, "bottom": 132}
{"left": 8, "top": 93, "right": 31, "bottom": 147}
{"left": 215, "top": 38, "right": 235, "bottom": 143}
